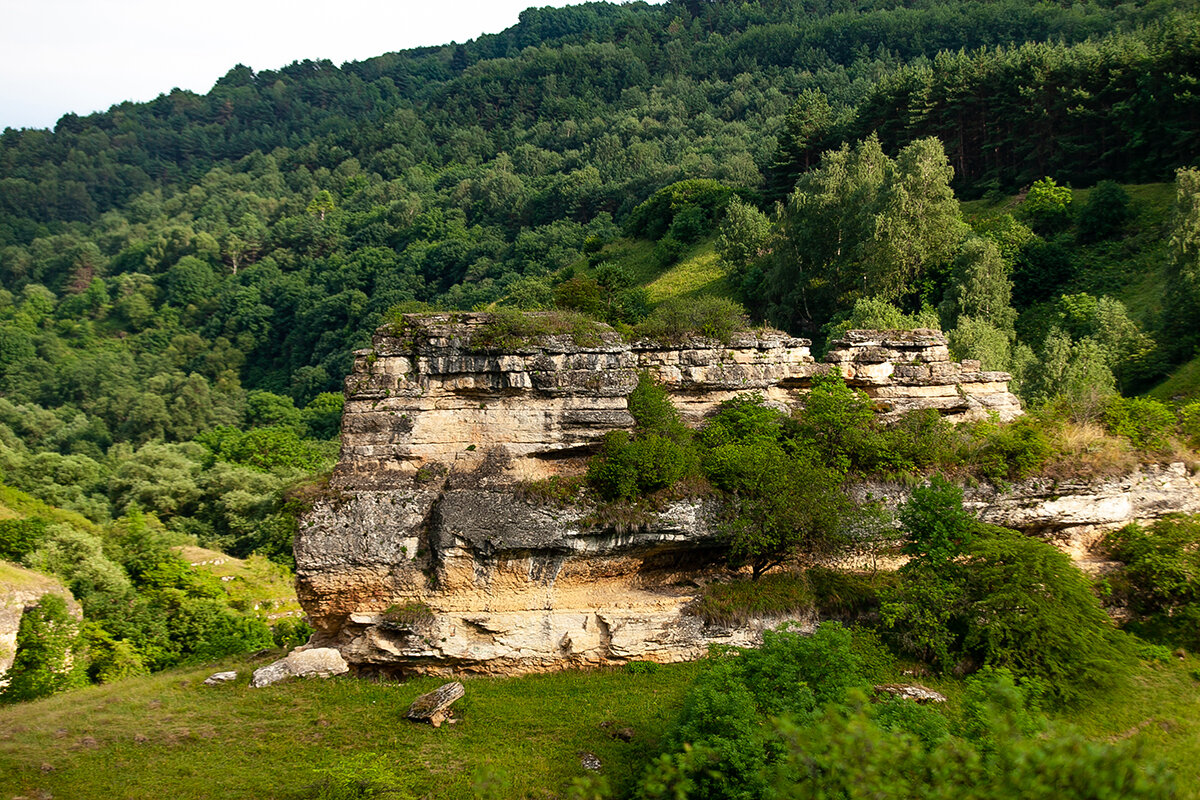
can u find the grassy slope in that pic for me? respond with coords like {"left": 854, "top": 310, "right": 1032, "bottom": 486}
{"left": 593, "top": 238, "right": 736, "bottom": 304}
{"left": 0, "top": 485, "right": 99, "bottom": 533}
{"left": 1, "top": 652, "right": 1197, "bottom": 798}
{"left": 177, "top": 546, "right": 301, "bottom": 619}
{"left": 0, "top": 653, "right": 701, "bottom": 799}
{"left": 0, "top": 562, "right": 63, "bottom": 596}
{"left": 961, "top": 182, "right": 1174, "bottom": 331}
{"left": 1148, "top": 354, "right": 1200, "bottom": 402}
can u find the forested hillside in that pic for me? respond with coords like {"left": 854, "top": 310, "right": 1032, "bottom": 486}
{"left": 3, "top": 0, "right": 1200, "bottom": 699}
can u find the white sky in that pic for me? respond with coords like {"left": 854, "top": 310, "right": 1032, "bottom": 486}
{"left": 1, "top": 0, "right": 659, "bottom": 131}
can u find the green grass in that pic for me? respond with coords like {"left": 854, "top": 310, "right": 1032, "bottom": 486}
{"left": 594, "top": 238, "right": 660, "bottom": 286}
{"left": 591, "top": 237, "right": 735, "bottom": 305}
{"left": 0, "top": 484, "right": 98, "bottom": 533}
{"left": 178, "top": 546, "right": 302, "bottom": 618}
{"left": 1, "top": 644, "right": 1198, "bottom": 798}
{"left": 0, "top": 652, "right": 701, "bottom": 800}
{"left": 0, "top": 561, "right": 66, "bottom": 595}
{"left": 644, "top": 241, "right": 733, "bottom": 303}
{"left": 1147, "top": 353, "right": 1200, "bottom": 402}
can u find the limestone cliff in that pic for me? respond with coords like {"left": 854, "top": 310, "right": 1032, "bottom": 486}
{"left": 297, "top": 314, "right": 1030, "bottom": 676}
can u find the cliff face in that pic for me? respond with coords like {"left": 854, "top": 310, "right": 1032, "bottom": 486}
{"left": 296, "top": 315, "right": 1031, "bottom": 675}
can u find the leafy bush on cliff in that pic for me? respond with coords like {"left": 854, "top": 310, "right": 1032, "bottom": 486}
{"left": 0, "top": 593, "right": 86, "bottom": 704}
{"left": 588, "top": 373, "right": 699, "bottom": 502}
{"left": 634, "top": 296, "right": 749, "bottom": 345}
{"left": 883, "top": 478, "right": 1136, "bottom": 704}
{"left": 1103, "top": 515, "right": 1200, "bottom": 650}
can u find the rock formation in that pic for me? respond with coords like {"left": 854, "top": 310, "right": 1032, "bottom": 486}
{"left": 0, "top": 564, "right": 79, "bottom": 687}
{"left": 826, "top": 329, "right": 1022, "bottom": 422}
{"left": 299, "top": 313, "right": 1172, "bottom": 677}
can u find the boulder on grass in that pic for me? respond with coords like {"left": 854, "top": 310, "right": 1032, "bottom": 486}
{"left": 407, "top": 682, "right": 464, "bottom": 727}
{"left": 873, "top": 683, "right": 947, "bottom": 704}
{"left": 250, "top": 647, "right": 348, "bottom": 688}
{"left": 203, "top": 671, "right": 238, "bottom": 686}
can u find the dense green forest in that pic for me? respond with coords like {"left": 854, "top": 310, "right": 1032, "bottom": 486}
{"left": 4, "top": 0, "right": 1200, "bottom": 735}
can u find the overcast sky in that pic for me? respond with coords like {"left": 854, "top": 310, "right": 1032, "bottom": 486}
{"left": 1, "top": 0, "right": 656, "bottom": 131}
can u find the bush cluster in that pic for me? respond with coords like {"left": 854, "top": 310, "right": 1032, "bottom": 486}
{"left": 1103, "top": 515, "right": 1200, "bottom": 650}
{"left": 0, "top": 507, "right": 289, "bottom": 705}
{"left": 882, "top": 479, "right": 1136, "bottom": 706}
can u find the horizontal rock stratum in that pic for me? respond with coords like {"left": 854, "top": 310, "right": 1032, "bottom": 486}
{"left": 332, "top": 314, "right": 1019, "bottom": 490}
{"left": 293, "top": 314, "right": 1047, "bottom": 676}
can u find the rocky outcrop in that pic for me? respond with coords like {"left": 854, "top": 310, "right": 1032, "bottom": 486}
{"left": 825, "top": 329, "right": 1022, "bottom": 422}
{"left": 297, "top": 315, "right": 1032, "bottom": 677}
{"left": 849, "top": 462, "right": 1200, "bottom": 571}
{"left": 0, "top": 563, "right": 79, "bottom": 688}
{"left": 333, "top": 316, "right": 1019, "bottom": 490}
{"left": 334, "top": 312, "right": 819, "bottom": 489}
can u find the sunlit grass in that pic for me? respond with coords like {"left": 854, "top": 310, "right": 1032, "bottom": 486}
{"left": 2, "top": 641, "right": 1198, "bottom": 798}
{"left": 1148, "top": 354, "right": 1200, "bottom": 403}
{"left": 0, "top": 652, "right": 701, "bottom": 800}
{"left": 645, "top": 241, "right": 733, "bottom": 303}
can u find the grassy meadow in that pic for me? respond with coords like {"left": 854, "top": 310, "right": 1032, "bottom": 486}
{"left": 2, "top": 649, "right": 1198, "bottom": 799}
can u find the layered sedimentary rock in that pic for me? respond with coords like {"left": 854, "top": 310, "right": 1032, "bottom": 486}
{"left": 849, "top": 461, "right": 1200, "bottom": 571}
{"left": 334, "top": 312, "right": 819, "bottom": 488}
{"left": 297, "top": 314, "right": 1030, "bottom": 675}
{"left": 826, "top": 329, "right": 1023, "bottom": 422}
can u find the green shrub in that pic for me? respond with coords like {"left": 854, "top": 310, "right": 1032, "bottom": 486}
{"left": 698, "top": 393, "right": 791, "bottom": 450}
{"left": 468, "top": 308, "right": 608, "bottom": 351}
{"left": 587, "top": 431, "right": 696, "bottom": 501}
{"left": 1077, "top": 180, "right": 1130, "bottom": 243}
{"left": 624, "top": 179, "right": 735, "bottom": 241}
{"left": 957, "top": 666, "right": 1045, "bottom": 752}
{"left": 83, "top": 622, "right": 149, "bottom": 684}
{"left": 1102, "top": 396, "right": 1176, "bottom": 451}
{"left": 1102, "top": 516, "right": 1200, "bottom": 650}
{"left": 668, "top": 205, "right": 708, "bottom": 244}
{"left": 1180, "top": 402, "right": 1200, "bottom": 448}
{"left": 768, "top": 697, "right": 1175, "bottom": 799}
{"left": 898, "top": 476, "right": 976, "bottom": 566}
{"left": 0, "top": 516, "right": 49, "bottom": 561}
{"left": 821, "top": 297, "right": 940, "bottom": 349}
{"left": 792, "top": 372, "right": 877, "bottom": 474}
{"left": 1022, "top": 176, "right": 1073, "bottom": 234}
{"left": 884, "top": 481, "right": 1135, "bottom": 704}
{"left": 628, "top": 372, "right": 691, "bottom": 442}
{"left": 652, "top": 235, "right": 687, "bottom": 267}
{"left": 272, "top": 617, "right": 314, "bottom": 649}
{"left": 553, "top": 275, "right": 608, "bottom": 317}
{"left": 645, "top": 622, "right": 873, "bottom": 800}
{"left": 706, "top": 441, "right": 850, "bottom": 578}
{"left": 0, "top": 593, "right": 86, "bottom": 704}
{"left": 634, "top": 295, "right": 748, "bottom": 344}
{"left": 966, "top": 415, "right": 1052, "bottom": 482}
{"left": 873, "top": 696, "right": 951, "bottom": 747}
{"left": 876, "top": 409, "right": 958, "bottom": 473}
{"left": 962, "top": 529, "right": 1135, "bottom": 705}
